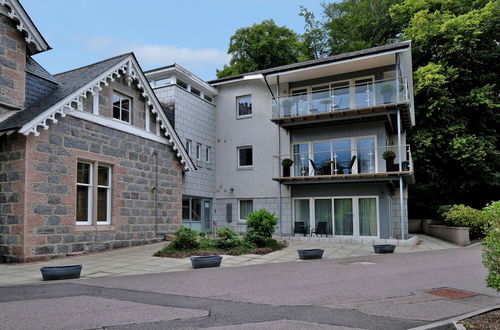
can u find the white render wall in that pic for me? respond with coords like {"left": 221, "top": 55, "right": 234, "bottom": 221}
{"left": 154, "top": 84, "right": 216, "bottom": 199}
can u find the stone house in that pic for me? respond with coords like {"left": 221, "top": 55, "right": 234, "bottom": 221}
{"left": 0, "top": 0, "right": 194, "bottom": 262}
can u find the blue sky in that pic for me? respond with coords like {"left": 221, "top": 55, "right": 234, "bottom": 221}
{"left": 23, "top": 0, "right": 325, "bottom": 81}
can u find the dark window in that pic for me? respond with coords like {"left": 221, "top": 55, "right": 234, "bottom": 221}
{"left": 238, "top": 147, "right": 253, "bottom": 167}
{"left": 176, "top": 79, "right": 187, "bottom": 89}
{"left": 237, "top": 95, "right": 252, "bottom": 117}
{"left": 190, "top": 86, "right": 201, "bottom": 96}
{"left": 204, "top": 95, "right": 213, "bottom": 103}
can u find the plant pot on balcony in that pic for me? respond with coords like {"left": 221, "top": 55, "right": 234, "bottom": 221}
{"left": 190, "top": 255, "right": 222, "bottom": 269}
{"left": 297, "top": 249, "right": 324, "bottom": 260}
{"left": 40, "top": 265, "right": 83, "bottom": 281}
{"left": 382, "top": 150, "right": 397, "bottom": 172}
{"left": 281, "top": 158, "right": 294, "bottom": 177}
{"left": 373, "top": 244, "right": 396, "bottom": 254}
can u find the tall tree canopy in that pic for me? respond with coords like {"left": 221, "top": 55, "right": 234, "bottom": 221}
{"left": 216, "top": 20, "right": 305, "bottom": 78}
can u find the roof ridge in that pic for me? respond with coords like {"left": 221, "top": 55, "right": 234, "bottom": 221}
{"left": 53, "top": 52, "right": 132, "bottom": 77}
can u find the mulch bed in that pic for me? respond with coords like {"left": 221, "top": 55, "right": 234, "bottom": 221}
{"left": 461, "top": 309, "right": 500, "bottom": 330}
{"left": 154, "top": 247, "right": 275, "bottom": 259}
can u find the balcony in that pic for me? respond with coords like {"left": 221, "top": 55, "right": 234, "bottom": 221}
{"left": 272, "top": 145, "right": 414, "bottom": 185}
{"left": 271, "top": 77, "right": 411, "bottom": 128}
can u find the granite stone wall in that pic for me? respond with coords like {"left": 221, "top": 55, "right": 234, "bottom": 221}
{"left": 0, "top": 15, "right": 26, "bottom": 110}
{"left": 0, "top": 114, "right": 183, "bottom": 262}
{"left": 0, "top": 134, "right": 26, "bottom": 262}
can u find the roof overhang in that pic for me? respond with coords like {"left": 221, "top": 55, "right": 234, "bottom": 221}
{"left": 0, "top": 0, "right": 50, "bottom": 55}
{"left": 18, "top": 54, "right": 195, "bottom": 171}
{"left": 145, "top": 63, "right": 217, "bottom": 97}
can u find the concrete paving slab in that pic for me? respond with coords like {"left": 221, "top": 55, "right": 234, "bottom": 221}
{"left": 204, "top": 320, "right": 364, "bottom": 330}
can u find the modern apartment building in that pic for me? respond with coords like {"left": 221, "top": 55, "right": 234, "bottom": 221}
{"left": 145, "top": 65, "right": 217, "bottom": 232}
{"left": 149, "top": 41, "right": 416, "bottom": 240}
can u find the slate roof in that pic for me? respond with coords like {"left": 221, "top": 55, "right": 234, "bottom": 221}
{"left": 0, "top": 53, "right": 130, "bottom": 132}
{"left": 25, "top": 57, "right": 58, "bottom": 84}
{"left": 208, "top": 41, "right": 411, "bottom": 84}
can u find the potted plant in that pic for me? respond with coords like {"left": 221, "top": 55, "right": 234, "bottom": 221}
{"left": 297, "top": 248, "right": 324, "bottom": 260}
{"left": 281, "top": 99, "right": 293, "bottom": 117}
{"left": 40, "top": 264, "right": 83, "bottom": 281}
{"left": 281, "top": 158, "right": 294, "bottom": 177}
{"left": 382, "top": 150, "right": 397, "bottom": 172}
{"left": 373, "top": 244, "right": 396, "bottom": 254}
{"left": 380, "top": 82, "right": 396, "bottom": 103}
{"left": 190, "top": 255, "right": 223, "bottom": 269}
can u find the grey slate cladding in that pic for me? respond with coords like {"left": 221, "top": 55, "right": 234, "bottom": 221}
{"left": 25, "top": 73, "right": 58, "bottom": 107}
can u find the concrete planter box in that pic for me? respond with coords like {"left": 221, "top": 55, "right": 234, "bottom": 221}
{"left": 40, "top": 265, "right": 82, "bottom": 281}
{"left": 297, "top": 249, "right": 324, "bottom": 260}
{"left": 373, "top": 245, "right": 396, "bottom": 254}
{"left": 424, "top": 225, "right": 470, "bottom": 246}
{"left": 190, "top": 255, "right": 222, "bottom": 269}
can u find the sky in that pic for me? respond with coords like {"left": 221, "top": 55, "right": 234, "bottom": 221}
{"left": 22, "top": 0, "right": 325, "bottom": 81}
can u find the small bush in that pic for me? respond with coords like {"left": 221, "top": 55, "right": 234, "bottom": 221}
{"left": 245, "top": 209, "right": 278, "bottom": 247}
{"left": 170, "top": 226, "right": 199, "bottom": 250}
{"left": 442, "top": 204, "right": 487, "bottom": 239}
{"left": 482, "top": 201, "right": 500, "bottom": 290}
{"left": 214, "top": 227, "right": 242, "bottom": 250}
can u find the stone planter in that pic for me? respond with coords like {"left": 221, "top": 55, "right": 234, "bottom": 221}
{"left": 297, "top": 249, "right": 324, "bottom": 260}
{"left": 190, "top": 255, "right": 222, "bottom": 269}
{"left": 40, "top": 265, "right": 82, "bottom": 281}
{"left": 424, "top": 224, "right": 470, "bottom": 246}
{"left": 373, "top": 244, "right": 396, "bottom": 254}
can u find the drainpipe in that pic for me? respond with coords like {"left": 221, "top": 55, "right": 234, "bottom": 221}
{"left": 397, "top": 109, "right": 404, "bottom": 239}
{"left": 152, "top": 151, "right": 159, "bottom": 236}
{"left": 276, "top": 75, "right": 282, "bottom": 236}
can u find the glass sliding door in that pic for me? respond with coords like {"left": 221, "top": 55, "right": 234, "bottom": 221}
{"left": 312, "top": 141, "right": 331, "bottom": 175}
{"left": 314, "top": 199, "right": 333, "bottom": 235}
{"left": 293, "top": 144, "right": 309, "bottom": 176}
{"left": 311, "top": 85, "right": 330, "bottom": 113}
{"left": 332, "top": 139, "right": 352, "bottom": 174}
{"left": 359, "top": 198, "right": 377, "bottom": 236}
{"left": 294, "top": 199, "right": 310, "bottom": 233}
{"left": 332, "top": 81, "right": 350, "bottom": 110}
{"left": 357, "top": 137, "right": 376, "bottom": 173}
{"left": 290, "top": 89, "right": 308, "bottom": 115}
{"left": 334, "top": 198, "right": 353, "bottom": 235}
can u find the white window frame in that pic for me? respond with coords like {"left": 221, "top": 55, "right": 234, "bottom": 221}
{"left": 112, "top": 92, "right": 132, "bottom": 123}
{"left": 291, "top": 196, "right": 379, "bottom": 238}
{"left": 185, "top": 139, "right": 192, "bottom": 156}
{"left": 196, "top": 143, "right": 202, "bottom": 160}
{"left": 237, "top": 146, "right": 253, "bottom": 169}
{"left": 236, "top": 95, "right": 252, "bottom": 119}
{"left": 76, "top": 162, "right": 93, "bottom": 226}
{"left": 76, "top": 161, "right": 113, "bottom": 226}
{"left": 96, "top": 165, "right": 112, "bottom": 225}
{"left": 238, "top": 199, "right": 253, "bottom": 223}
{"left": 205, "top": 146, "right": 211, "bottom": 163}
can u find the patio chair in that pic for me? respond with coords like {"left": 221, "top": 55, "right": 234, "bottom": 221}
{"left": 347, "top": 155, "right": 357, "bottom": 174}
{"left": 294, "top": 222, "right": 307, "bottom": 236}
{"left": 311, "top": 222, "right": 328, "bottom": 237}
{"left": 308, "top": 158, "right": 317, "bottom": 176}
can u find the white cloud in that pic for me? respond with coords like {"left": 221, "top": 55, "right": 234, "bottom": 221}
{"left": 82, "top": 36, "right": 230, "bottom": 70}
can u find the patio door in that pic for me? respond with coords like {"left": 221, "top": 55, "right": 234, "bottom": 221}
{"left": 356, "top": 137, "right": 376, "bottom": 173}
{"left": 294, "top": 199, "right": 310, "bottom": 232}
{"left": 314, "top": 199, "right": 333, "bottom": 235}
{"left": 334, "top": 198, "right": 353, "bottom": 236}
{"left": 293, "top": 143, "right": 309, "bottom": 177}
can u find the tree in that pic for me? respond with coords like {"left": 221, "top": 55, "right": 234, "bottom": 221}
{"left": 321, "top": 0, "right": 403, "bottom": 55}
{"left": 390, "top": 0, "right": 500, "bottom": 215}
{"left": 216, "top": 20, "right": 305, "bottom": 78}
{"left": 299, "top": 6, "right": 328, "bottom": 59}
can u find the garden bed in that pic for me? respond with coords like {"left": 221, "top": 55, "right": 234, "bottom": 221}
{"left": 459, "top": 309, "right": 500, "bottom": 329}
{"left": 154, "top": 246, "right": 283, "bottom": 259}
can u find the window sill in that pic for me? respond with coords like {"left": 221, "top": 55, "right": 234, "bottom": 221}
{"left": 236, "top": 115, "right": 252, "bottom": 120}
{"left": 75, "top": 225, "right": 115, "bottom": 232}
{"left": 237, "top": 166, "right": 253, "bottom": 171}
{"left": 237, "top": 220, "right": 247, "bottom": 225}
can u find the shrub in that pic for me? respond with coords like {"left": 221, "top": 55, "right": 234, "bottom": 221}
{"left": 442, "top": 204, "right": 487, "bottom": 239}
{"left": 214, "top": 227, "right": 242, "bottom": 250}
{"left": 245, "top": 209, "right": 278, "bottom": 247}
{"left": 170, "top": 226, "right": 199, "bottom": 250}
{"left": 482, "top": 201, "right": 500, "bottom": 290}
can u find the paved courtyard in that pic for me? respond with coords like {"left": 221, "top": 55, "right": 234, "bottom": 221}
{"left": 0, "top": 234, "right": 457, "bottom": 286}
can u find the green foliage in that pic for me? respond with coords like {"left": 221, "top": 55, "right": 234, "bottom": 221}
{"left": 214, "top": 227, "right": 243, "bottom": 250}
{"left": 482, "top": 201, "right": 500, "bottom": 290}
{"left": 442, "top": 204, "right": 487, "bottom": 238}
{"left": 170, "top": 226, "right": 199, "bottom": 251}
{"left": 245, "top": 209, "right": 278, "bottom": 247}
{"left": 281, "top": 158, "right": 294, "bottom": 167}
{"left": 216, "top": 20, "right": 306, "bottom": 78}
{"left": 321, "top": 0, "right": 403, "bottom": 55}
{"left": 382, "top": 150, "right": 396, "bottom": 160}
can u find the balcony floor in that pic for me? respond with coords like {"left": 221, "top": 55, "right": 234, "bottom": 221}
{"left": 271, "top": 101, "right": 411, "bottom": 129}
{"left": 272, "top": 170, "right": 415, "bottom": 185}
